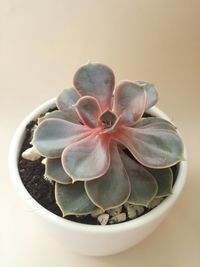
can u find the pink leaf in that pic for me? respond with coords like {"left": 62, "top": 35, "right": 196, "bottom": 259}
{"left": 102, "top": 115, "right": 122, "bottom": 134}
{"left": 99, "top": 109, "right": 117, "bottom": 129}
{"left": 113, "top": 81, "right": 147, "bottom": 126}
{"left": 113, "top": 124, "right": 184, "bottom": 168}
{"left": 74, "top": 96, "right": 101, "bottom": 128}
{"left": 32, "top": 119, "right": 91, "bottom": 158}
{"left": 62, "top": 133, "right": 111, "bottom": 181}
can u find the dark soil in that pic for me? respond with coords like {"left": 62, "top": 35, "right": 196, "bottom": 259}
{"left": 18, "top": 110, "right": 179, "bottom": 225}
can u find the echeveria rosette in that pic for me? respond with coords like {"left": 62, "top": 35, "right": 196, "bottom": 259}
{"left": 32, "top": 63, "right": 184, "bottom": 216}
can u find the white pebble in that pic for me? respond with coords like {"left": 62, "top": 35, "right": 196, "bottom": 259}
{"left": 22, "top": 147, "right": 41, "bottom": 161}
{"left": 126, "top": 205, "right": 137, "bottom": 219}
{"left": 134, "top": 205, "right": 145, "bottom": 216}
{"left": 109, "top": 213, "right": 126, "bottom": 224}
{"left": 91, "top": 208, "right": 104, "bottom": 218}
{"left": 41, "top": 158, "right": 47, "bottom": 165}
{"left": 107, "top": 206, "right": 122, "bottom": 217}
{"left": 124, "top": 203, "right": 145, "bottom": 217}
{"left": 97, "top": 214, "right": 109, "bottom": 225}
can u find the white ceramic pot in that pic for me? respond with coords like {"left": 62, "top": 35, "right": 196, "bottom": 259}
{"left": 8, "top": 99, "right": 187, "bottom": 256}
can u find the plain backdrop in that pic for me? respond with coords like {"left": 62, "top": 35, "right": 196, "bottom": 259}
{"left": 0, "top": 1, "right": 200, "bottom": 266}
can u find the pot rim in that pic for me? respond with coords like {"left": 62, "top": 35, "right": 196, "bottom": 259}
{"left": 8, "top": 98, "right": 188, "bottom": 234}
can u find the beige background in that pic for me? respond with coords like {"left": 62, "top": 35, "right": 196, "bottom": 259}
{"left": 1, "top": 0, "right": 200, "bottom": 266}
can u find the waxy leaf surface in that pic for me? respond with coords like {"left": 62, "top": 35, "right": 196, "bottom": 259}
{"left": 62, "top": 134, "right": 111, "bottom": 181}
{"left": 75, "top": 96, "right": 101, "bottom": 128}
{"left": 120, "top": 152, "right": 158, "bottom": 206}
{"left": 114, "top": 124, "right": 183, "bottom": 168}
{"left": 136, "top": 81, "right": 158, "bottom": 110}
{"left": 33, "top": 119, "right": 91, "bottom": 158}
{"left": 113, "top": 81, "right": 146, "bottom": 126}
{"left": 74, "top": 63, "right": 115, "bottom": 111}
{"left": 55, "top": 182, "right": 97, "bottom": 216}
{"left": 145, "top": 167, "right": 173, "bottom": 197}
{"left": 134, "top": 117, "right": 176, "bottom": 131}
{"left": 45, "top": 158, "right": 72, "bottom": 184}
{"left": 56, "top": 88, "right": 80, "bottom": 123}
{"left": 85, "top": 145, "right": 130, "bottom": 210}
{"left": 38, "top": 110, "right": 70, "bottom": 124}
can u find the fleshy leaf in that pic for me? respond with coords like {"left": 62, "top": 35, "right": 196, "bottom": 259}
{"left": 145, "top": 167, "right": 173, "bottom": 197}
{"left": 73, "top": 63, "right": 115, "bottom": 111}
{"left": 62, "top": 133, "right": 111, "bottom": 181}
{"left": 114, "top": 125, "right": 184, "bottom": 168}
{"left": 56, "top": 88, "right": 80, "bottom": 123}
{"left": 74, "top": 96, "right": 101, "bottom": 128}
{"left": 38, "top": 110, "right": 70, "bottom": 124}
{"left": 120, "top": 151, "right": 158, "bottom": 206}
{"left": 136, "top": 81, "right": 158, "bottom": 110}
{"left": 134, "top": 117, "right": 177, "bottom": 131}
{"left": 45, "top": 158, "right": 72, "bottom": 184}
{"left": 102, "top": 116, "right": 122, "bottom": 134}
{"left": 32, "top": 119, "right": 91, "bottom": 158}
{"left": 99, "top": 109, "right": 117, "bottom": 128}
{"left": 85, "top": 144, "right": 130, "bottom": 210}
{"left": 113, "top": 81, "right": 147, "bottom": 126}
{"left": 55, "top": 182, "right": 97, "bottom": 216}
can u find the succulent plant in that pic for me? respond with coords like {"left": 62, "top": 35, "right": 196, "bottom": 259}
{"left": 31, "top": 63, "right": 184, "bottom": 218}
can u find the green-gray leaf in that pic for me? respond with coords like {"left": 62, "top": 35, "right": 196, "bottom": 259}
{"left": 38, "top": 110, "right": 70, "bottom": 124}
{"left": 73, "top": 63, "right": 115, "bottom": 111}
{"left": 32, "top": 118, "right": 91, "bottom": 158}
{"left": 134, "top": 117, "right": 177, "bottom": 131}
{"left": 45, "top": 158, "right": 72, "bottom": 184}
{"left": 56, "top": 88, "right": 80, "bottom": 124}
{"left": 55, "top": 182, "right": 97, "bottom": 216}
{"left": 85, "top": 144, "right": 130, "bottom": 210}
{"left": 136, "top": 81, "right": 158, "bottom": 110}
{"left": 145, "top": 167, "right": 173, "bottom": 197}
{"left": 116, "top": 123, "right": 184, "bottom": 168}
{"left": 120, "top": 151, "right": 158, "bottom": 207}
